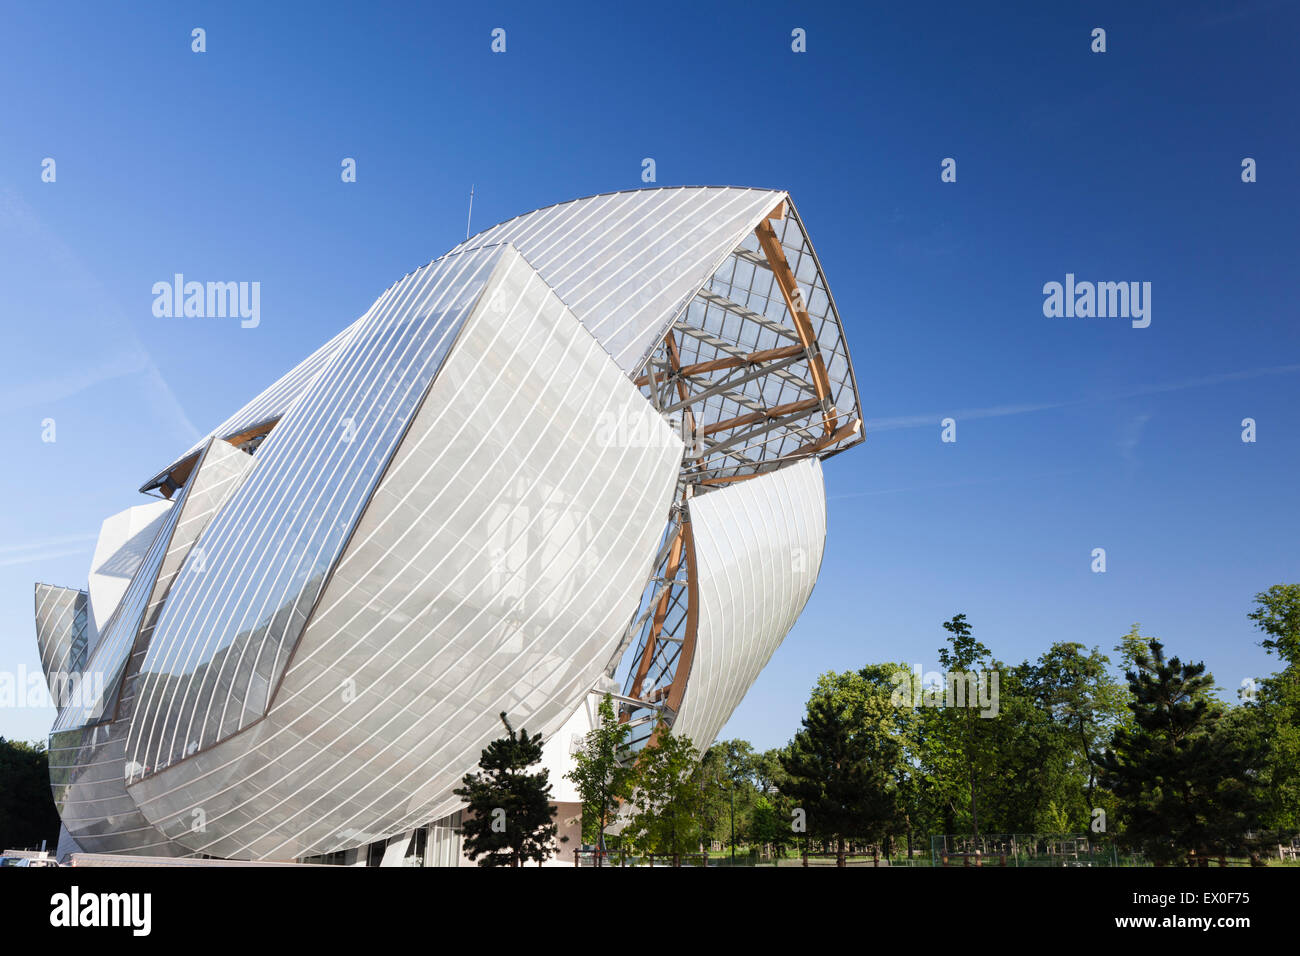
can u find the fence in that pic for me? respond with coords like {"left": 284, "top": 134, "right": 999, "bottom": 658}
{"left": 573, "top": 848, "right": 709, "bottom": 867}
{"left": 931, "top": 833, "right": 1120, "bottom": 867}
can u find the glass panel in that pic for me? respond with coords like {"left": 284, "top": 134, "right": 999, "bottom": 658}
{"left": 128, "top": 247, "right": 506, "bottom": 781}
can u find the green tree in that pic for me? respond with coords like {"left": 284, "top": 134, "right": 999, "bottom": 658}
{"left": 819, "top": 664, "right": 915, "bottom": 855}
{"left": 1098, "top": 640, "right": 1264, "bottom": 864}
{"left": 752, "top": 747, "right": 790, "bottom": 796}
{"left": 1040, "top": 800, "right": 1073, "bottom": 834}
{"left": 1246, "top": 585, "right": 1300, "bottom": 828}
{"left": 1114, "top": 624, "right": 1151, "bottom": 674}
{"left": 976, "top": 659, "right": 1073, "bottom": 833}
{"left": 563, "top": 694, "right": 632, "bottom": 854}
{"left": 623, "top": 725, "right": 705, "bottom": 864}
{"left": 453, "top": 713, "right": 559, "bottom": 867}
{"left": 0, "top": 738, "right": 60, "bottom": 852}
{"left": 746, "top": 794, "right": 795, "bottom": 860}
{"left": 696, "top": 745, "right": 729, "bottom": 848}
{"left": 936, "top": 613, "right": 994, "bottom": 839}
{"left": 748, "top": 745, "right": 800, "bottom": 858}
{"left": 1031, "top": 642, "right": 1129, "bottom": 832}
{"left": 910, "top": 630, "right": 1084, "bottom": 842}
{"left": 702, "top": 739, "right": 758, "bottom": 857}
{"left": 780, "top": 692, "right": 898, "bottom": 866}
{"left": 1249, "top": 584, "right": 1300, "bottom": 661}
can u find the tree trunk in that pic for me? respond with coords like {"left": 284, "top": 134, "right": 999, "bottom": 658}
{"left": 1081, "top": 719, "right": 1098, "bottom": 846}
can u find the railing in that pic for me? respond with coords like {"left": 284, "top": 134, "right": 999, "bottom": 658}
{"left": 572, "top": 849, "right": 710, "bottom": 867}
{"left": 938, "top": 851, "right": 1007, "bottom": 867}
{"left": 930, "top": 833, "right": 1119, "bottom": 867}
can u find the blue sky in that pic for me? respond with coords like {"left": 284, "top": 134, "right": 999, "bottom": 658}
{"left": 1, "top": 1, "right": 1297, "bottom": 750}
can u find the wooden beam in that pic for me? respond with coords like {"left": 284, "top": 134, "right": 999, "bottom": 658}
{"left": 789, "top": 417, "right": 862, "bottom": 458}
{"left": 641, "top": 517, "right": 700, "bottom": 752}
{"left": 223, "top": 418, "right": 278, "bottom": 449}
{"left": 662, "top": 332, "right": 692, "bottom": 405}
{"left": 699, "top": 397, "right": 820, "bottom": 438}
{"left": 663, "top": 518, "right": 699, "bottom": 714}
{"left": 697, "top": 405, "right": 820, "bottom": 461}
{"left": 662, "top": 331, "right": 707, "bottom": 468}
{"left": 695, "top": 473, "right": 761, "bottom": 487}
{"left": 753, "top": 219, "right": 838, "bottom": 437}
{"left": 158, "top": 454, "right": 199, "bottom": 498}
{"left": 633, "top": 344, "right": 804, "bottom": 388}
{"left": 693, "top": 418, "right": 863, "bottom": 486}
{"left": 154, "top": 418, "right": 278, "bottom": 498}
{"left": 659, "top": 354, "right": 808, "bottom": 415}
{"left": 628, "top": 524, "right": 685, "bottom": 703}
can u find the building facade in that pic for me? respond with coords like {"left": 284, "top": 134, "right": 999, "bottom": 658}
{"left": 35, "top": 187, "right": 862, "bottom": 863}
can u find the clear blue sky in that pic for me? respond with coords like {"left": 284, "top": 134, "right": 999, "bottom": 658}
{"left": 1, "top": 1, "right": 1296, "bottom": 750}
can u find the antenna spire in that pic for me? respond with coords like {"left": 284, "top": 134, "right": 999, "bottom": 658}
{"left": 466, "top": 185, "right": 475, "bottom": 240}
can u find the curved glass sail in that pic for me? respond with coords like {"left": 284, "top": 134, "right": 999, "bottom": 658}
{"left": 671, "top": 457, "right": 826, "bottom": 750}
{"left": 124, "top": 245, "right": 682, "bottom": 860}
{"left": 127, "top": 245, "right": 505, "bottom": 780}
{"left": 34, "top": 585, "right": 90, "bottom": 702}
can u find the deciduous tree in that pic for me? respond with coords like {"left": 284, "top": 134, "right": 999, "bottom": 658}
{"left": 623, "top": 725, "right": 705, "bottom": 864}
{"left": 564, "top": 694, "right": 632, "bottom": 854}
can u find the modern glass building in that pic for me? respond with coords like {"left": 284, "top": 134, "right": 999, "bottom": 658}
{"left": 35, "top": 186, "right": 863, "bottom": 864}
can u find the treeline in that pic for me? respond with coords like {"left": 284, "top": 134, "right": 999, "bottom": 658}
{"left": 0, "top": 738, "right": 61, "bottom": 852}
{"left": 670, "top": 584, "right": 1300, "bottom": 865}
{"left": 365, "top": 584, "right": 1300, "bottom": 867}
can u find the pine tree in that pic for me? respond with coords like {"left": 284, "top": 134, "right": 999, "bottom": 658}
{"left": 453, "top": 712, "right": 559, "bottom": 867}
{"left": 780, "top": 694, "right": 897, "bottom": 866}
{"left": 1098, "top": 640, "right": 1263, "bottom": 865}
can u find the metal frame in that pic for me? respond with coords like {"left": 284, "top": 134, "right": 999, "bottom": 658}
{"left": 615, "top": 197, "right": 863, "bottom": 742}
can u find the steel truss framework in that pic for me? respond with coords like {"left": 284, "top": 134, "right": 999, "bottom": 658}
{"left": 616, "top": 201, "right": 861, "bottom": 747}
